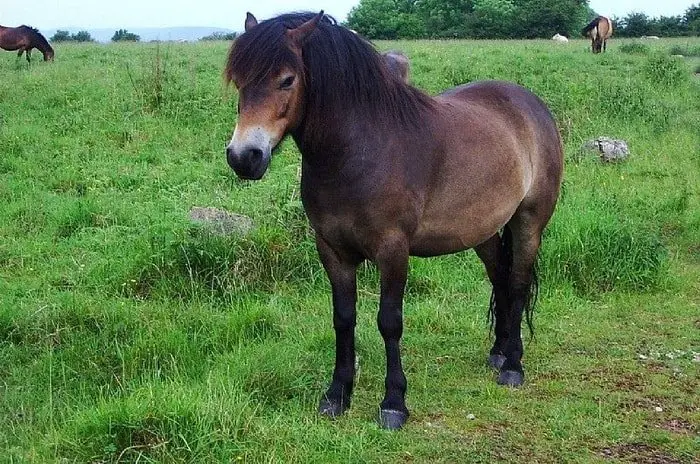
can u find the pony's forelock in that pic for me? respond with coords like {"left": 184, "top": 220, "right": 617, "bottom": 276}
{"left": 225, "top": 14, "right": 314, "bottom": 88}
{"left": 224, "top": 12, "right": 434, "bottom": 129}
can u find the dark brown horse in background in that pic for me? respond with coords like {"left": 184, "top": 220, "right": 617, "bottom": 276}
{"left": 0, "top": 25, "right": 54, "bottom": 62}
{"left": 225, "top": 12, "right": 563, "bottom": 430}
{"left": 582, "top": 16, "right": 613, "bottom": 53}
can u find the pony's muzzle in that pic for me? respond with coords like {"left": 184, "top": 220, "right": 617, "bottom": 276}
{"left": 226, "top": 145, "right": 269, "bottom": 180}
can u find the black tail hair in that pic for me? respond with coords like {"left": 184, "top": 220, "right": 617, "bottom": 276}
{"left": 581, "top": 17, "right": 599, "bottom": 36}
{"left": 488, "top": 225, "right": 538, "bottom": 338}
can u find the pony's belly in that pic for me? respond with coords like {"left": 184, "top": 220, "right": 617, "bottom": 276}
{"left": 409, "top": 235, "right": 480, "bottom": 257}
{"left": 409, "top": 222, "right": 499, "bottom": 257}
{"left": 409, "top": 183, "right": 523, "bottom": 256}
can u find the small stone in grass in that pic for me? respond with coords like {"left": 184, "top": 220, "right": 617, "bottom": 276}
{"left": 654, "top": 406, "right": 663, "bottom": 413}
{"left": 188, "top": 207, "right": 254, "bottom": 236}
{"left": 467, "top": 413, "right": 476, "bottom": 420}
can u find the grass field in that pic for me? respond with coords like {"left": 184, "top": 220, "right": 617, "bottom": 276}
{"left": 1, "top": 36, "right": 699, "bottom": 463}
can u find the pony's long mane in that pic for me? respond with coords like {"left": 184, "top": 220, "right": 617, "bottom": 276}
{"left": 20, "top": 25, "right": 53, "bottom": 51}
{"left": 225, "top": 12, "right": 434, "bottom": 130}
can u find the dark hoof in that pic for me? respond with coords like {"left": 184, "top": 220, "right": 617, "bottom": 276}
{"left": 318, "top": 398, "right": 349, "bottom": 419}
{"left": 488, "top": 354, "right": 507, "bottom": 370}
{"left": 497, "top": 369, "right": 525, "bottom": 387}
{"left": 377, "top": 409, "right": 408, "bottom": 430}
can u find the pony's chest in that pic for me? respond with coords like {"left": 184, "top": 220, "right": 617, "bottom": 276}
{"left": 300, "top": 174, "right": 419, "bottom": 254}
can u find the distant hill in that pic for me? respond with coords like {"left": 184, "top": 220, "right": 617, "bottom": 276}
{"left": 42, "top": 27, "right": 238, "bottom": 43}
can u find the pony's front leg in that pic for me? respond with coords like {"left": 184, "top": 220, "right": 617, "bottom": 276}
{"left": 376, "top": 236, "right": 410, "bottom": 430}
{"left": 317, "top": 237, "right": 360, "bottom": 419}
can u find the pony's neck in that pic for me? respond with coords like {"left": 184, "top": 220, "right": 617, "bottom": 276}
{"left": 291, "top": 97, "right": 430, "bottom": 177}
{"left": 34, "top": 40, "right": 49, "bottom": 53}
{"left": 291, "top": 112, "right": 357, "bottom": 166}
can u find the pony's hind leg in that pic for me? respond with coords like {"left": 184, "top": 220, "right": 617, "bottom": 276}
{"left": 496, "top": 214, "right": 543, "bottom": 387}
{"left": 474, "top": 234, "right": 510, "bottom": 370}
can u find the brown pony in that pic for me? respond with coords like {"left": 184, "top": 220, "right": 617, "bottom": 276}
{"left": 582, "top": 16, "right": 613, "bottom": 53}
{"left": 224, "top": 12, "right": 563, "bottom": 430}
{"left": 0, "top": 25, "right": 54, "bottom": 62}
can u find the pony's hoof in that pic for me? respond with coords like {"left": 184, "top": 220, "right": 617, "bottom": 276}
{"left": 377, "top": 409, "right": 408, "bottom": 430}
{"left": 488, "top": 354, "right": 507, "bottom": 370}
{"left": 497, "top": 370, "right": 525, "bottom": 387}
{"left": 318, "top": 398, "right": 349, "bottom": 419}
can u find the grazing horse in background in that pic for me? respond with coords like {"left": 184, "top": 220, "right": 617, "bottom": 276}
{"left": 224, "top": 12, "right": 563, "bottom": 430}
{"left": 582, "top": 16, "right": 612, "bottom": 53}
{"left": 382, "top": 50, "right": 410, "bottom": 82}
{"left": 0, "top": 25, "right": 54, "bottom": 62}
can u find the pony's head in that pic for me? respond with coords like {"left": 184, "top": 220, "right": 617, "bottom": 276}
{"left": 43, "top": 46, "right": 54, "bottom": 61}
{"left": 224, "top": 11, "right": 325, "bottom": 180}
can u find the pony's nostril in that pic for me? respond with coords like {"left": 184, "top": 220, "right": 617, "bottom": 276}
{"left": 246, "top": 148, "right": 263, "bottom": 163}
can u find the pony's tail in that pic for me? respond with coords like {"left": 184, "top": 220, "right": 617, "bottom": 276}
{"left": 488, "top": 226, "right": 513, "bottom": 334}
{"left": 581, "top": 18, "right": 599, "bottom": 36}
{"left": 488, "top": 225, "right": 537, "bottom": 338}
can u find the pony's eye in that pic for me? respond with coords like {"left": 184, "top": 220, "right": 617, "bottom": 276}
{"left": 279, "top": 76, "right": 295, "bottom": 89}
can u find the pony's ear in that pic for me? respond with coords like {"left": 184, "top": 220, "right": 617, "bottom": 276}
{"left": 287, "top": 11, "right": 324, "bottom": 45}
{"left": 245, "top": 12, "right": 258, "bottom": 32}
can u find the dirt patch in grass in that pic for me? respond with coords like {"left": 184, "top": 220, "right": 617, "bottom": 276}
{"left": 615, "top": 395, "right": 669, "bottom": 414}
{"left": 599, "top": 443, "right": 683, "bottom": 463}
{"left": 611, "top": 373, "right": 648, "bottom": 392}
{"left": 655, "top": 418, "right": 697, "bottom": 435}
{"left": 584, "top": 366, "right": 649, "bottom": 393}
{"left": 643, "top": 361, "right": 667, "bottom": 373}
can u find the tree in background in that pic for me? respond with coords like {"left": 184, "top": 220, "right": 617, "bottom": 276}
{"left": 347, "top": 0, "right": 589, "bottom": 39}
{"left": 72, "top": 31, "right": 94, "bottom": 42}
{"left": 346, "top": 0, "right": 425, "bottom": 39}
{"left": 464, "top": 0, "right": 516, "bottom": 38}
{"left": 619, "top": 12, "right": 652, "bottom": 37}
{"left": 346, "top": 0, "right": 698, "bottom": 39}
{"left": 111, "top": 29, "right": 140, "bottom": 42}
{"left": 50, "top": 30, "right": 95, "bottom": 42}
{"left": 415, "top": 0, "right": 473, "bottom": 37}
{"left": 514, "top": 0, "right": 589, "bottom": 38}
{"left": 613, "top": 8, "right": 699, "bottom": 38}
{"left": 650, "top": 16, "right": 685, "bottom": 37}
{"left": 50, "top": 30, "right": 72, "bottom": 42}
{"left": 684, "top": 3, "right": 700, "bottom": 35}
{"left": 200, "top": 31, "right": 238, "bottom": 41}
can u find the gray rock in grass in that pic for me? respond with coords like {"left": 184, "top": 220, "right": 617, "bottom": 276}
{"left": 188, "top": 207, "right": 254, "bottom": 236}
{"left": 582, "top": 137, "right": 630, "bottom": 162}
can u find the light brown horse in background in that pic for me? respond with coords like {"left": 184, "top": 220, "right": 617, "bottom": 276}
{"left": 582, "top": 16, "right": 613, "bottom": 53}
{"left": 225, "top": 11, "right": 564, "bottom": 430}
{"left": 0, "top": 25, "right": 54, "bottom": 62}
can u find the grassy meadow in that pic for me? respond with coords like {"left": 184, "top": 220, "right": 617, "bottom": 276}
{"left": 1, "top": 36, "right": 699, "bottom": 462}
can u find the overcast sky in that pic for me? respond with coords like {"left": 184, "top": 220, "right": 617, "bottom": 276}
{"left": 588, "top": 0, "right": 693, "bottom": 18}
{"left": 2, "top": 0, "right": 696, "bottom": 30}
